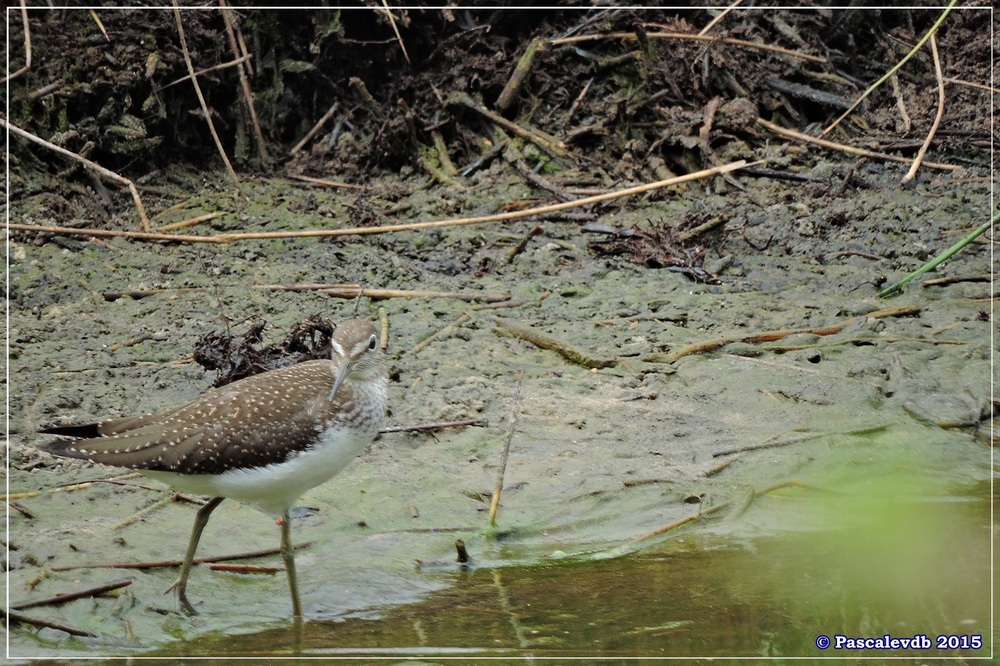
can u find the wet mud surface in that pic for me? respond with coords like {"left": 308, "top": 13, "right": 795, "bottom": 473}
{"left": 7, "top": 166, "right": 992, "bottom": 658}
{"left": 4, "top": 5, "right": 994, "bottom": 661}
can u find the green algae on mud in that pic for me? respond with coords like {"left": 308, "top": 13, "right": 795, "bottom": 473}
{"left": 6, "top": 169, "right": 992, "bottom": 658}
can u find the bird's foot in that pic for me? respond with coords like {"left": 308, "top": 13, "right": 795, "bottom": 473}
{"left": 164, "top": 579, "right": 199, "bottom": 615}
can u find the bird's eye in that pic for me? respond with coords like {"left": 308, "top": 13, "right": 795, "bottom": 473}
{"left": 368, "top": 335, "right": 378, "bottom": 351}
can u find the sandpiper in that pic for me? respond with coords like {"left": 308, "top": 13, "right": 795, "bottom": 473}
{"left": 38, "top": 318, "right": 389, "bottom": 617}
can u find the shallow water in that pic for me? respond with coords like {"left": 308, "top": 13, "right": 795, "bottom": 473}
{"left": 146, "top": 478, "right": 991, "bottom": 660}
{"left": 12, "top": 450, "right": 989, "bottom": 661}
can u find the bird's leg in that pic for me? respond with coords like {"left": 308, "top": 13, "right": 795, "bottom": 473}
{"left": 280, "top": 508, "right": 303, "bottom": 618}
{"left": 165, "top": 496, "right": 225, "bottom": 615}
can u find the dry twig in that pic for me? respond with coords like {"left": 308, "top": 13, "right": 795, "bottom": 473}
{"left": 628, "top": 481, "right": 811, "bottom": 546}
{"left": 901, "top": 34, "right": 946, "bottom": 184}
{"left": 890, "top": 75, "right": 911, "bottom": 133}
{"left": 51, "top": 543, "right": 313, "bottom": 572}
{"left": 378, "top": 306, "right": 390, "bottom": 351}
{"left": 496, "top": 37, "right": 547, "bottom": 111}
{"left": 820, "top": 0, "right": 957, "bottom": 137}
{"left": 379, "top": 418, "right": 487, "bottom": 435}
{"left": 757, "top": 119, "right": 959, "bottom": 172}
{"left": 3, "top": 1, "right": 31, "bottom": 83}
{"left": 156, "top": 211, "right": 228, "bottom": 232}
{"left": 698, "top": 0, "right": 744, "bottom": 36}
{"left": 5, "top": 222, "right": 222, "bottom": 243}
{"left": 206, "top": 563, "right": 279, "bottom": 574}
{"left": 320, "top": 287, "right": 509, "bottom": 302}
{"left": 5, "top": 161, "right": 755, "bottom": 244}
{"left": 2, "top": 609, "right": 96, "bottom": 638}
{"left": 160, "top": 53, "right": 252, "bottom": 90}
{"left": 206, "top": 160, "right": 756, "bottom": 242}
{"left": 112, "top": 495, "right": 175, "bottom": 531}
{"left": 407, "top": 313, "right": 471, "bottom": 356}
{"left": 450, "top": 92, "right": 568, "bottom": 158}
{"left": 558, "top": 29, "right": 826, "bottom": 63}
{"left": 495, "top": 318, "right": 616, "bottom": 369}
{"left": 378, "top": 1, "right": 410, "bottom": 64}
{"left": 921, "top": 274, "right": 996, "bottom": 287}
{"left": 489, "top": 373, "right": 524, "bottom": 528}
{"left": 220, "top": 1, "right": 269, "bottom": 162}
{"left": 645, "top": 304, "right": 921, "bottom": 363}
{"left": 943, "top": 77, "right": 997, "bottom": 93}
{"left": 10, "top": 579, "right": 133, "bottom": 611}
{"left": 286, "top": 173, "right": 364, "bottom": 190}
{"left": 289, "top": 102, "right": 340, "bottom": 156}
{"left": 2, "top": 119, "right": 152, "bottom": 229}
{"left": 172, "top": 3, "right": 246, "bottom": 197}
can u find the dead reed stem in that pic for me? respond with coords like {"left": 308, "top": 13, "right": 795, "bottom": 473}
{"left": 489, "top": 373, "right": 524, "bottom": 528}
{"left": 172, "top": 3, "right": 246, "bottom": 197}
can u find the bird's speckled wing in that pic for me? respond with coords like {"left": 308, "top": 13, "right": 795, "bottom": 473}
{"left": 38, "top": 360, "right": 356, "bottom": 475}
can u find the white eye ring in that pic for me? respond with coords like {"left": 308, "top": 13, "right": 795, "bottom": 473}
{"left": 367, "top": 334, "right": 378, "bottom": 351}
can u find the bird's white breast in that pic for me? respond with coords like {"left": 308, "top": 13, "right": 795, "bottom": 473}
{"left": 143, "top": 424, "right": 372, "bottom": 516}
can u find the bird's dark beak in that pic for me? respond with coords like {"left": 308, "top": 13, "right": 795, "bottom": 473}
{"left": 327, "top": 356, "right": 354, "bottom": 402}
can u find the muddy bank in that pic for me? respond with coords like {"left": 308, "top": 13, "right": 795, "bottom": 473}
{"left": 7, "top": 165, "right": 992, "bottom": 657}
{"left": 4, "top": 5, "right": 993, "bottom": 660}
